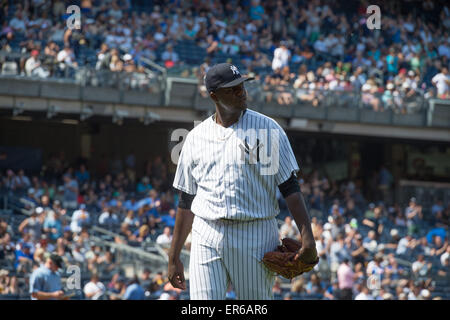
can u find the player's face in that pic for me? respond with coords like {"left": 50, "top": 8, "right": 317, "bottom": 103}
{"left": 212, "top": 83, "right": 247, "bottom": 111}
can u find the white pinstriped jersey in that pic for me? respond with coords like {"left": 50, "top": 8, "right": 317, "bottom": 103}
{"left": 173, "top": 108, "right": 299, "bottom": 221}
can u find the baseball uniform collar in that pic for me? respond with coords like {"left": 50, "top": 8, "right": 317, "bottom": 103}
{"left": 211, "top": 109, "right": 247, "bottom": 128}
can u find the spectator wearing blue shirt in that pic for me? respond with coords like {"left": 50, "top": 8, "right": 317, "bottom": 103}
{"left": 329, "top": 200, "right": 344, "bottom": 217}
{"left": 309, "top": 187, "right": 324, "bottom": 218}
{"left": 136, "top": 176, "right": 152, "bottom": 194}
{"left": 15, "top": 243, "right": 34, "bottom": 271}
{"left": 124, "top": 194, "right": 139, "bottom": 212}
{"left": 75, "top": 164, "right": 90, "bottom": 185}
{"left": 43, "top": 210, "right": 63, "bottom": 241}
{"left": 132, "top": 225, "right": 151, "bottom": 243}
{"left": 386, "top": 47, "right": 399, "bottom": 75}
{"left": 249, "top": 0, "right": 265, "bottom": 21}
{"left": 23, "top": 188, "right": 39, "bottom": 207}
{"left": 378, "top": 165, "right": 393, "bottom": 202}
{"left": 161, "top": 209, "right": 176, "bottom": 228}
{"left": 123, "top": 276, "right": 145, "bottom": 300}
{"left": 431, "top": 199, "right": 444, "bottom": 217}
{"left": 63, "top": 174, "right": 79, "bottom": 210}
{"left": 29, "top": 253, "right": 66, "bottom": 300}
{"left": 426, "top": 225, "right": 447, "bottom": 245}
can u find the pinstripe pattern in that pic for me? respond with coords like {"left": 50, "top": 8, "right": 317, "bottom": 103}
{"left": 173, "top": 108, "right": 300, "bottom": 221}
{"left": 190, "top": 215, "right": 279, "bottom": 300}
{"left": 173, "top": 108, "right": 300, "bottom": 300}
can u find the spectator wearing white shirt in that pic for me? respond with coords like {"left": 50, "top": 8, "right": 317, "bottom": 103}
{"left": 431, "top": 67, "right": 450, "bottom": 98}
{"left": 57, "top": 45, "right": 78, "bottom": 74}
{"left": 95, "top": 43, "right": 110, "bottom": 70}
{"left": 71, "top": 244, "right": 86, "bottom": 264}
{"left": 411, "top": 254, "right": 431, "bottom": 277}
{"left": 440, "top": 246, "right": 450, "bottom": 267}
{"left": 354, "top": 285, "right": 374, "bottom": 300}
{"left": 272, "top": 41, "right": 291, "bottom": 72}
{"left": 25, "top": 50, "right": 49, "bottom": 78}
{"left": 153, "top": 26, "right": 166, "bottom": 43}
{"left": 156, "top": 226, "right": 173, "bottom": 245}
{"left": 83, "top": 274, "right": 105, "bottom": 300}
{"left": 98, "top": 209, "right": 119, "bottom": 229}
{"left": 279, "top": 216, "right": 299, "bottom": 239}
{"left": 71, "top": 204, "right": 90, "bottom": 233}
{"left": 150, "top": 5, "right": 162, "bottom": 21}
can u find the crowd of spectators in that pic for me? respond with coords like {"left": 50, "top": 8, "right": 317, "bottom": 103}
{"left": 0, "top": 148, "right": 448, "bottom": 299}
{"left": 274, "top": 169, "right": 449, "bottom": 300}
{"left": 0, "top": 152, "right": 184, "bottom": 300}
{"left": 1, "top": 0, "right": 449, "bottom": 110}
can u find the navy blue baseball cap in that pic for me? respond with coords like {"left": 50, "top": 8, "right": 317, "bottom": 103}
{"left": 204, "top": 63, "right": 254, "bottom": 93}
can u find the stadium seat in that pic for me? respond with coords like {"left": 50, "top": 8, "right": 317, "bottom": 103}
{"left": 1, "top": 61, "right": 18, "bottom": 75}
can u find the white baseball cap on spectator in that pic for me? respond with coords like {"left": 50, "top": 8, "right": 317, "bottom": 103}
{"left": 382, "top": 293, "right": 394, "bottom": 300}
{"left": 387, "top": 83, "right": 394, "bottom": 90}
{"left": 123, "top": 54, "right": 132, "bottom": 61}
{"left": 158, "top": 292, "right": 170, "bottom": 300}
{"left": 421, "top": 289, "right": 431, "bottom": 299}
{"left": 390, "top": 229, "right": 399, "bottom": 237}
{"left": 35, "top": 207, "right": 44, "bottom": 214}
{"left": 362, "top": 83, "right": 372, "bottom": 91}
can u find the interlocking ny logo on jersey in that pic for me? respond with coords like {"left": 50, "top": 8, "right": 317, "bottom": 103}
{"left": 236, "top": 128, "right": 280, "bottom": 176}
{"left": 230, "top": 65, "right": 240, "bottom": 75}
{"left": 239, "top": 138, "right": 262, "bottom": 164}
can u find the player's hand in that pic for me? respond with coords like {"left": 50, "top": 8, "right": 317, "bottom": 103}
{"left": 294, "top": 247, "right": 318, "bottom": 265}
{"left": 168, "top": 257, "right": 186, "bottom": 290}
{"left": 52, "top": 290, "right": 65, "bottom": 299}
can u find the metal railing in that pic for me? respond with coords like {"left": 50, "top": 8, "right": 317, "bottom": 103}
{"left": 0, "top": 50, "right": 166, "bottom": 93}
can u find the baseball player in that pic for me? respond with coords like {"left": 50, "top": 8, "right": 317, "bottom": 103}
{"left": 168, "top": 63, "right": 317, "bottom": 300}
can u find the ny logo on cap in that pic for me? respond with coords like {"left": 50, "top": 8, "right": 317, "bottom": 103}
{"left": 230, "top": 65, "right": 239, "bottom": 75}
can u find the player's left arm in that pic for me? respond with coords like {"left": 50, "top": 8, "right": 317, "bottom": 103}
{"left": 274, "top": 123, "right": 317, "bottom": 261}
{"left": 284, "top": 190, "right": 316, "bottom": 249}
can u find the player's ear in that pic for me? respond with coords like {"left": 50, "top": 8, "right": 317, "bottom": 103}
{"left": 209, "top": 91, "right": 218, "bottom": 102}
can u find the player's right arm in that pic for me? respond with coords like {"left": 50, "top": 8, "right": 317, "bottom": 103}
{"left": 169, "top": 131, "right": 197, "bottom": 290}
{"left": 168, "top": 206, "right": 194, "bottom": 290}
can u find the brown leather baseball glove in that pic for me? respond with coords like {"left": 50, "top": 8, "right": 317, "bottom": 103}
{"left": 262, "top": 238, "right": 319, "bottom": 279}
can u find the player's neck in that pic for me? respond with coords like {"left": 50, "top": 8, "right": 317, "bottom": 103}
{"left": 214, "top": 107, "right": 246, "bottom": 128}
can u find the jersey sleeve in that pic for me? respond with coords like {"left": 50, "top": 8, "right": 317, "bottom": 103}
{"left": 274, "top": 126, "right": 300, "bottom": 185}
{"left": 172, "top": 133, "right": 198, "bottom": 195}
{"left": 29, "top": 271, "right": 44, "bottom": 294}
